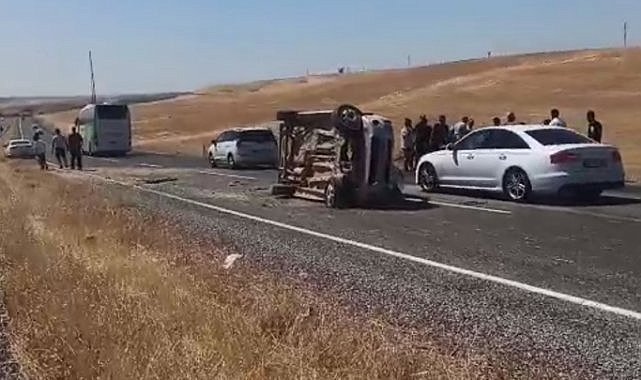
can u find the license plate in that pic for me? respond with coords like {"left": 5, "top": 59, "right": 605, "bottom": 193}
{"left": 583, "top": 159, "right": 605, "bottom": 168}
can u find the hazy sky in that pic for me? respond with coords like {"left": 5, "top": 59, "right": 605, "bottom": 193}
{"left": 1, "top": 0, "right": 639, "bottom": 96}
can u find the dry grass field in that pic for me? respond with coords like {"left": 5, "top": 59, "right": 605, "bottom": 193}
{"left": 46, "top": 48, "right": 641, "bottom": 180}
{"left": 0, "top": 162, "right": 528, "bottom": 379}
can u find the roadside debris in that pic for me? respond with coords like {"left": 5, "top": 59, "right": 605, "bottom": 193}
{"left": 223, "top": 253, "right": 243, "bottom": 269}
{"left": 138, "top": 176, "right": 178, "bottom": 185}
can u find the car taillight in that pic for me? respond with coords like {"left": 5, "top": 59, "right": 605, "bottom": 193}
{"left": 612, "top": 150, "right": 622, "bottom": 163}
{"left": 550, "top": 151, "right": 579, "bottom": 164}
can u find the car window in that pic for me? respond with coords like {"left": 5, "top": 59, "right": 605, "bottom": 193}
{"left": 239, "top": 130, "right": 275, "bottom": 143}
{"left": 487, "top": 130, "right": 530, "bottom": 149}
{"left": 526, "top": 129, "right": 593, "bottom": 145}
{"left": 217, "top": 131, "right": 233, "bottom": 142}
{"left": 455, "top": 130, "right": 492, "bottom": 150}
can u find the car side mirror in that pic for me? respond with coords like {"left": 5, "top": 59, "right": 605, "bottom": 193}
{"left": 446, "top": 143, "right": 455, "bottom": 151}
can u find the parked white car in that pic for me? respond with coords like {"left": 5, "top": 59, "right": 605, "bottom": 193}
{"left": 207, "top": 127, "right": 278, "bottom": 169}
{"left": 4, "top": 139, "right": 35, "bottom": 158}
{"left": 415, "top": 125, "right": 625, "bottom": 201}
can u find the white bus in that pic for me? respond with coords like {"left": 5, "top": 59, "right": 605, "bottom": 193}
{"left": 75, "top": 104, "right": 132, "bottom": 156}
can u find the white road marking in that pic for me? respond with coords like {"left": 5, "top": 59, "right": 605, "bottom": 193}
{"left": 197, "top": 170, "right": 257, "bottom": 180}
{"left": 76, "top": 171, "right": 641, "bottom": 321}
{"left": 138, "top": 163, "right": 163, "bottom": 168}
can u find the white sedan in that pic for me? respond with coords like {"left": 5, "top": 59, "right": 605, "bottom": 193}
{"left": 415, "top": 125, "right": 625, "bottom": 201}
{"left": 4, "top": 139, "right": 35, "bottom": 158}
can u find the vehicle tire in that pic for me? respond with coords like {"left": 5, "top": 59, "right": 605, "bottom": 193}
{"left": 332, "top": 104, "right": 363, "bottom": 133}
{"left": 325, "top": 177, "right": 354, "bottom": 209}
{"left": 227, "top": 154, "right": 237, "bottom": 169}
{"left": 325, "top": 181, "right": 339, "bottom": 208}
{"left": 418, "top": 162, "right": 438, "bottom": 192}
{"left": 502, "top": 168, "right": 532, "bottom": 202}
{"left": 209, "top": 153, "right": 217, "bottom": 168}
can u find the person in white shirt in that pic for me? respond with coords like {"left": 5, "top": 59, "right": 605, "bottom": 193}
{"left": 452, "top": 116, "right": 470, "bottom": 142}
{"left": 549, "top": 108, "right": 567, "bottom": 127}
{"left": 51, "top": 128, "right": 69, "bottom": 169}
{"left": 33, "top": 133, "right": 48, "bottom": 170}
{"left": 400, "top": 118, "right": 416, "bottom": 172}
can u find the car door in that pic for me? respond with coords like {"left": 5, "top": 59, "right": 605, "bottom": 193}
{"left": 484, "top": 129, "right": 532, "bottom": 188}
{"left": 440, "top": 129, "right": 493, "bottom": 187}
{"left": 214, "top": 131, "right": 230, "bottom": 162}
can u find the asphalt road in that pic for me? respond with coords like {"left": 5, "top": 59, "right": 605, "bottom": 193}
{"left": 8, "top": 117, "right": 641, "bottom": 378}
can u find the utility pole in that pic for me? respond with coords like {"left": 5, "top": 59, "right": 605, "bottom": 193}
{"left": 407, "top": 54, "right": 411, "bottom": 67}
{"left": 89, "top": 50, "right": 97, "bottom": 104}
{"left": 624, "top": 21, "right": 628, "bottom": 48}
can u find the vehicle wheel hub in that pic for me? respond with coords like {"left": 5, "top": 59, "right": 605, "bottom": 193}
{"left": 507, "top": 172, "right": 527, "bottom": 199}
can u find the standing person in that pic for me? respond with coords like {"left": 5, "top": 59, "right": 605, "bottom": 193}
{"left": 492, "top": 117, "right": 501, "bottom": 126}
{"left": 549, "top": 108, "right": 567, "bottom": 127}
{"left": 452, "top": 116, "right": 470, "bottom": 142}
{"left": 414, "top": 115, "right": 431, "bottom": 160}
{"left": 400, "top": 118, "right": 415, "bottom": 172}
{"left": 504, "top": 112, "right": 516, "bottom": 125}
{"left": 430, "top": 115, "right": 449, "bottom": 150}
{"left": 467, "top": 118, "right": 475, "bottom": 131}
{"left": 51, "top": 128, "right": 68, "bottom": 169}
{"left": 33, "top": 133, "right": 48, "bottom": 170}
{"left": 67, "top": 126, "right": 83, "bottom": 170}
{"left": 586, "top": 110, "right": 603, "bottom": 142}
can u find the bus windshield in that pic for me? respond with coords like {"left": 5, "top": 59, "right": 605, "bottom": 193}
{"left": 96, "top": 105, "right": 129, "bottom": 119}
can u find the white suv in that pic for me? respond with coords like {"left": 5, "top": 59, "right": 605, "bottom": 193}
{"left": 208, "top": 127, "right": 278, "bottom": 169}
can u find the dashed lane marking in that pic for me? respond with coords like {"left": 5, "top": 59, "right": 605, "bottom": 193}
{"left": 197, "top": 170, "right": 257, "bottom": 180}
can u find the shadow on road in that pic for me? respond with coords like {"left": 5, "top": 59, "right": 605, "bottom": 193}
{"left": 431, "top": 188, "right": 641, "bottom": 208}
{"left": 358, "top": 195, "right": 438, "bottom": 212}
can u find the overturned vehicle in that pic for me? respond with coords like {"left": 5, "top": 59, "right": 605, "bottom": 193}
{"left": 272, "top": 104, "right": 403, "bottom": 208}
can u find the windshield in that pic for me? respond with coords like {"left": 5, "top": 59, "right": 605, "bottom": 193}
{"left": 526, "top": 129, "right": 593, "bottom": 146}
{"left": 96, "top": 105, "right": 130, "bottom": 120}
{"left": 239, "top": 130, "right": 275, "bottom": 143}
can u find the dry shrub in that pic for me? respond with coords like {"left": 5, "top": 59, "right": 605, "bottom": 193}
{"left": 0, "top": 165, "right": 494, "bottom": 379}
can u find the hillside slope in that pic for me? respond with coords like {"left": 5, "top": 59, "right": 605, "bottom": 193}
{"left": 48, "top": 48, "right": 641, "bottom": 180}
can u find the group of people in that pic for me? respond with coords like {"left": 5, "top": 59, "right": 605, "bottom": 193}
{"left": 32, "top": 127, "right": 84, "bottom": 171}
{"left": 400, "top": 108, "right": 604, "bottom": 172}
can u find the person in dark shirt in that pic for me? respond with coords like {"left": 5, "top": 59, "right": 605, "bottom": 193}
{"left": 586, "top": 110, "right": 603, "bottom": 142}
{"left": 413, "top": 115, "right": 431, "bottom": 162}
{"left": 67, "top": 127, "right": 84, "bottom": 170}
{"left": 430, "top": 115, "right": 449, "bottom": 150}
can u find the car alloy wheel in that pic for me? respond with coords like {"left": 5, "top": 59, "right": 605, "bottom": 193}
{"left": 325, "top": 182, "right": 337, "bottom": 208}
{"left": 504, "top": 169, "right": 531, "bottom": 201}
{"left": 419, "top": 163, "right": 438, "bottom": 192}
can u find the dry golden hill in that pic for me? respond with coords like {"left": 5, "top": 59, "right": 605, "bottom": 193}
{"left": 47, "top": 48, "right": 641, "bottom": 180}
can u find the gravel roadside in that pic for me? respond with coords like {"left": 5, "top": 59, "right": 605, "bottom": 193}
{"left": 89, "top": 177, "right": 641, "bottom": 380}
